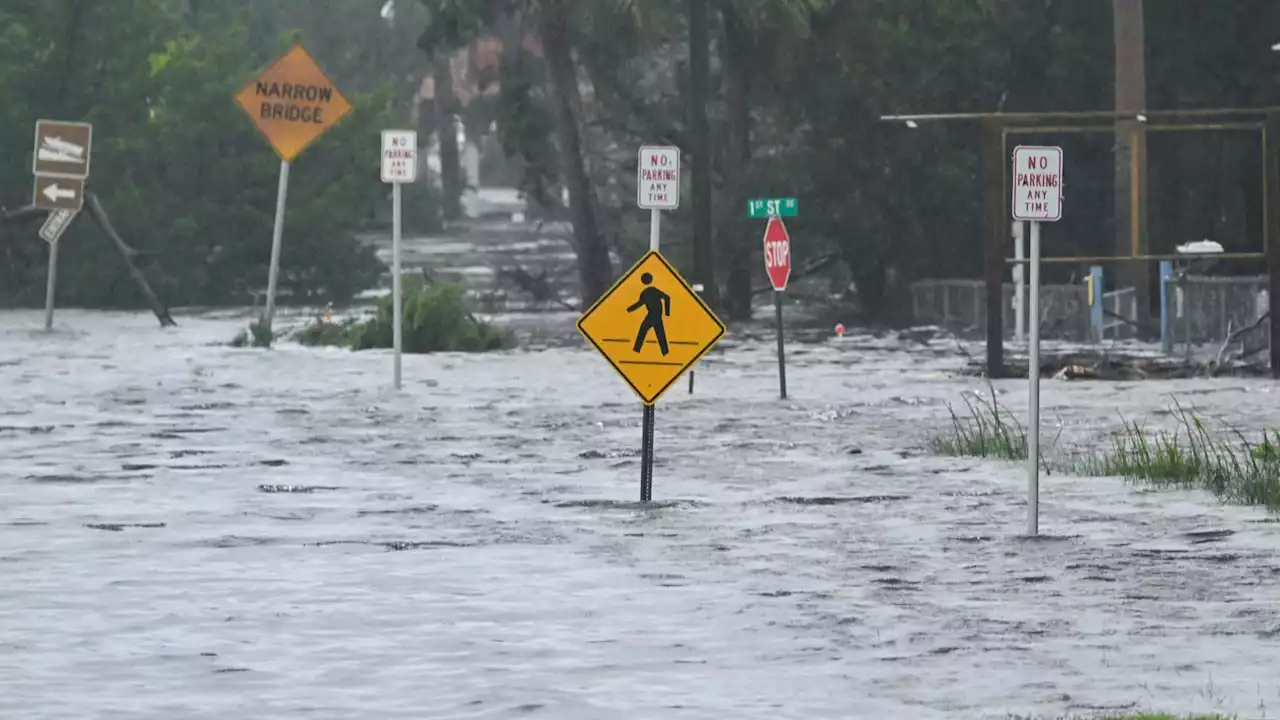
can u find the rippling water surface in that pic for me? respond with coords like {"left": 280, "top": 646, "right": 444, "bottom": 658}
{"left": 3, "top": 310, "right": 1280, "bottom": 720}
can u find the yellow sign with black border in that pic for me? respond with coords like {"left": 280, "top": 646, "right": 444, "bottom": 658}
{"left": 577, "top": 251, "right": 726, "bottom": 405}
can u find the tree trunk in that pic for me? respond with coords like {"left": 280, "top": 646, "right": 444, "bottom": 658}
{"left": 688, "top": 0, "right": 720, "bottom": 309}
{"left": 718, "top": 4, "right": 752, "bottom": 321}
{"left": 434, "top": 55, "right": 464, "bottom": 221}
{"left": 537, "top": 0, "right": 612, "bottom": 306}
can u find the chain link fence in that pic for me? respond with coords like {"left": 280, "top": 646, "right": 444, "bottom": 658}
{"left": 911, "top": 275, "right": 1271, "bottom": 354}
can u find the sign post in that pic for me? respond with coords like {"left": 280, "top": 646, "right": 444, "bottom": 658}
{"left": 1011, "top": 145, "right": 1063, "bottom": 537}
{"left": 629, "top": 145, "right": 682, "bottom": 500}
{"left": 32, "top": 119, "right": 92, "bottom": 331}
{"left": 753, "top": 198, "right": 797, "bottom": 400}
{"left": 381, "top": 129, "right": 419, "bottom": 389}
{"left": 235, "top": 45, "right": 353, "bottom": 339}
{"left": 578, "top": 252, "right": 725, "bottom": 501}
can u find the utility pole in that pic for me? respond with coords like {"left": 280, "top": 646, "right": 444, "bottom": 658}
{"left": 1113, "top": 0, "right": 1150, "bottom": 333}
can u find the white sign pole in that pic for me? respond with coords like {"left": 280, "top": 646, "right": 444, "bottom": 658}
{"left": 1013, "top": 221, "right": 1026, "bottom": 343}
{"left": 392, "top": 182, "right": 403, "bottom": 389}
{"left": 382, "top": 130, "right": 419, "bottom": 390}
{"left": 650, "top": 209, "right": 660, "bottom": 251}
{"left": 1011, "top": 145, "right": 1061, "bottom": 538}
{"left": 262, "top": 159, "right": 291, "bottom": 337}
{"left": 43, "top": 241, "right": 58, "bottom": 331}
{"left": 1027, "top": 219, "right": 1041, "bottom": 537}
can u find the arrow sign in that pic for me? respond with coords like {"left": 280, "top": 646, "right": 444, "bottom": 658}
{"left": 763, "top": 216, "right": 792, "bottom": 291}
{"left": 33, "top": 175, "right": 85, "bottom": 211}
{"left": 42, "top": 183, "right": 76, "bottom": 202}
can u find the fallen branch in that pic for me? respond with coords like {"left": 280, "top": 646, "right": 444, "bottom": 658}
{"left": 0, "top": 205, "right": 45, "bottom": 223}
{"left": 85, "top": 192, "right": 177, "bottom": 328}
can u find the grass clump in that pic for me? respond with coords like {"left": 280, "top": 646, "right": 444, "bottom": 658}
{"left": 933, "top": 386, "right": 1028, "bottom": 461}
{"left": 1072, "top": 401, "right": 1280, "bottom": 507}
{"left": 1013, "top": 707, "right": 1233, "bottom": 712}
{"left": 932, "top": 388, "right": 1280, "bottom": 509}
{"left": 292, "top": 280, "right": 511, "bottom": 354}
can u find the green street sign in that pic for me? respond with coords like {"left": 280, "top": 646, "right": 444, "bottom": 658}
{"left": 747, "top": 197, "right": 797, "bottom": 219}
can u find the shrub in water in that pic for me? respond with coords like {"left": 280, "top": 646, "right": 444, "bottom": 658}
{"left": 293, "top": 280, "right": 509, "bottom": 353}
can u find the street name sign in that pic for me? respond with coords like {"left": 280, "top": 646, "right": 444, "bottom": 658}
{"left": 234, "top": 45, "right": 353, "bottom": 162}
{"left": 39, "top": 209, "right": 76, "bottom": 245}
{"left": 578, "top": 251, "right": 725, "bottom": 405}
{"left": 1012, "top": 145, "right": 1063, "bottom": 222}
{"left": 637, "top": 146, "right": 680, "bottom": 210}
{"left": 747, "top": 197, "right": 797, "bottom": 219}
{"left": 763, "top": 216, "right": 792, "bottom": 291}
{"left": 381, "top": 130, "right": 418, "bottom": 183}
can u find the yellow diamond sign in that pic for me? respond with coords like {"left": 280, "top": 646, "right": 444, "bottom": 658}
{"left": 578, "top": 251, "right": 726, "bottom": 405}
{"left": 234, "top": 45, "right": 353, "bottom": 162}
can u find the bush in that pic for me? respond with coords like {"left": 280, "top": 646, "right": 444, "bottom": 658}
{"left": 292, "top": 280, "right": 510, "bottom": 353}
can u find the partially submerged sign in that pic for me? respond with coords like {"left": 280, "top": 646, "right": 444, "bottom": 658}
{"left": 578, "top": 251, "right": 725, "bottom": 405}
{"left": 636, "top": 146, "right": 680, "bottom": 210}
{"left": 381, "top": 130, "right": 418, "bottom": 184}
{"left": 38, "top": 209, "right": 76, "bottom": 245}
{"left": 1011, "top": 146, "right": 1063, "bottom": 222}
{"left": 235, "top": 45, "right": 353, "bottom": 162}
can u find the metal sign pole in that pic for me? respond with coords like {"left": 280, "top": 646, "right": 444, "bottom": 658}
{"left": 392, "top": 181, "right": 403, "bottom": 389}
{"left": 43, "top": 240, "right": 58, "bottom": 331}
{"left": 641, "top": 206, "right": 660, "bottom": 501}
{"left": 774, "top": 288, "right": 787, "bottom": 399}
{"left": 262, "top": 159, "right": 290, "bottom": 337}
{"left": 1027, "top": 219, "right": 1042, "bottom": 536}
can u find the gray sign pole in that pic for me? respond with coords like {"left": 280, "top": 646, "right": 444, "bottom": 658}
{"left": 43, "top": 241, "right": 58, "bottom": 330}
{"left": 392, "top": 181, "right": 403, "bottom": 389}
{"left": 262, "top": 160, "right": 291, "bottom": 337}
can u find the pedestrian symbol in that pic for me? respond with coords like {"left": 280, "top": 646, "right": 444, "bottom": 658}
{"left": 628, "top": 273, "right": 671, "bottom": 354}
{"left": 578, "top": 251, "right": 726, "bottom": 405}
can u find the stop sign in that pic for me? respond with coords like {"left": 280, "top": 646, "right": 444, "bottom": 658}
{"left": 762, "top": 216, "right": 791, "bottom": 291}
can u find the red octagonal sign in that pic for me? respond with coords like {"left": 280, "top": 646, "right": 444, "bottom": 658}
{"left": 763, "top": 216, "right": 792, "bottom": 291}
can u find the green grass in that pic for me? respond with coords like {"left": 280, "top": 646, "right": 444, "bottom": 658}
{"left": 932, "top": 387, "right": 1029, "bottom": 461}
{"left": 1013, "top": 707, "right": 1233, "bottom": 712}
{"left": 933, "top": 392, "right": 1280, "bottom": 509}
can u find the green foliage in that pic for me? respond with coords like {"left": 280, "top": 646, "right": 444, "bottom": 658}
{"left": 932, "top": 387, "right": 1028, "bottom": 461}
{"left": 292, "top": 281, "right": 510, "bottom": 353}
{"left": 0, "top": 2, "right": 435, "bottom": 310}
{"left": 933, "top": 392, "right": 1280, "bottom": 509}
{"left": 1072, "top": 403, "right": 1280, "bottom": 508}
{"left": 1008, "top": 707, "right": 1228, "bottom": 712}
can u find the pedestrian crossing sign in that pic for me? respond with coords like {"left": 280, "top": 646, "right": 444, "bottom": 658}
{"left": 577, "top": 250, "right": 726, "bottom": 405}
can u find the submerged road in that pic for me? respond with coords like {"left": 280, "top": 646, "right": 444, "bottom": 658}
{"left": 2, "top": 310, "right": 1279, "bottom": 719}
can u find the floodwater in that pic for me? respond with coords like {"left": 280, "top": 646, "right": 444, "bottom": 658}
{"left": 3, "top": 310, "right": 1280, "bottom": 720}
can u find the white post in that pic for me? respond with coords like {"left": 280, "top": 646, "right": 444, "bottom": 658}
{"left": 649, "top": 208, "right": 660, "bottom": 251}
{"left": 1027, "top": 220, "right": 1042, "bottom": 536}
{"left": 262, "top": 159, "right": 291, "bottom": 335}
{"left": 43, "top": 240, "right": 58, "bottom": 331}
{"left": 1013, "top": 221, "right": 1026, "bottom": 342}
{"left": 392, "top": 182, "right": 404, "bottom": 390}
